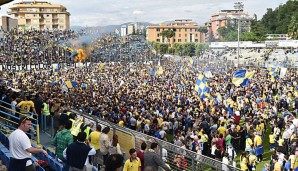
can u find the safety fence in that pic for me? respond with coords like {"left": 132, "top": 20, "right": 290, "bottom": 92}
{"left": 0, "top": 100, "right": 41, "bottom": 146}
{"left": 69, "top": 109, "right": 241, "bottom": 171}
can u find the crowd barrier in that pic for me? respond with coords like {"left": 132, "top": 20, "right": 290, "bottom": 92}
{"left": 69, "top": 109, "right": 241, "bottom": 171}
{"left": 0, "top": 100, "right": 41, "bottom": 146}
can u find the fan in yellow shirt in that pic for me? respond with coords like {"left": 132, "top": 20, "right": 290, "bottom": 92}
{"left": 240, "top": 152, "right": 248, "bottom": 171}
{"left": 217, "top": 123, "right": 227, "bottom": 137}
{"left": 272, "top": 155, "right": 281, "bottom": 171}
{"left": 269, "top": 132, "right": 276, "bottom": 150}
{"left": 118, "top": 119, "right": 124, "bottom": 127}
{"left": 123, "top": 148, "right": 141, "bottom": 171}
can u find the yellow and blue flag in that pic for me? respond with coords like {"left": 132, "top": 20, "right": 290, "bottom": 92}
{"left": 232, "top": 70, "right": 255, "bottom": 87}
{"left": 267, "top": 67, "right": 279, "bottom": 82}
{"left": 194, "top": 74, "right": 210, "bottom": 99}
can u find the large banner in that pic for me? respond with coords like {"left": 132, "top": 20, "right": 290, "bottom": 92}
{"left": 0, "top": 62, "right": 91, "bottom": 71}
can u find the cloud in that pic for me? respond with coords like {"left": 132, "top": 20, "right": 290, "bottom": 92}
{"left": 0, "top": 0, "right": 289, "bottom": 26}
{"left": 133, "top": 10, "right": 144, "bottom": 15}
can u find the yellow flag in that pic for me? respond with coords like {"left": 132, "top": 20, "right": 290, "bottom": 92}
{"left": 100, "top": 63, "right": 104, "bottom": 69}
{"left": 157, "top": 66, "right": 163, "bottom": 75}
{"left": 185, "top": 67, "right": 189, "bottom": 73}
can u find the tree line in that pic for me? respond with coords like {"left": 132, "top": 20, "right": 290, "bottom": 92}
{"left": 151, "top": 42, "right": 209, "bottom": 57}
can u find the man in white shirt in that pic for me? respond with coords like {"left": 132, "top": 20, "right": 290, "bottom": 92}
{"left": 9, "top": 116, "right": 48, "bottom": 171}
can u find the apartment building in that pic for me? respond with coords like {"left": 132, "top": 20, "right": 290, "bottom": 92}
{"left": 7, "top": 1, "right": 70, "bottom": 30}
{"left": 205, "top": 9, "right": 253, "bottom": 41}
{"left": 146, "top": 19, "right": 206, "bottom": 46}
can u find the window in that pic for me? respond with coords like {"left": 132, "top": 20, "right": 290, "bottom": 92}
{"left": 59, "top": 19, "right": 64, "bottom": 23}
{"left": 185, "top": 34, "right": 187, "bottom": 37}
{"left": 195, "top": 39, "right": 198, "bottom": 42}
{"left": 179, "top": 29, "right": 181, "bottom": 32}
{"left": 46, "top": 20, "right": 50, "bottom": 23}
{"left": 185, "top": 39, "right": 187, "bottom": 42}
{"left": 195, "top": 34, "right": 198, "bottom": 37}
{"left": 59, "top": 26, "right": 64, "bottom": 29}
{"left": 179, "top": 34, "right": 181, "bottom": 37}
{"left": 174, "top": 39, "right": 176, "bottom": 42}
{"left": 46, "top": 25, "right": 51, "bottom": 29}
{"left": 178, "top": 39, "right": 181, "bottom": 42}
{"left": 33, "top": 14, "right": 37, "bottom": 17}
{"left": 185, "top": 28, "right": 187, "bottom": 32}
{"left": 156, "top": 39, "right": 160, "bottom": 42}
{"left": 157, "top": 33, "right": 159, "bottom": 37}
{"left": 156, "top": 28, "right": 160, "bottom": 32}
{"left": 190, "top": 28, "right": 192, "bottom": 32}
{"left": 46, "top": 14, "right": 50, "bottom": 17}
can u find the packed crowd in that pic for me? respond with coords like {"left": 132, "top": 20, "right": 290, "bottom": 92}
{"left": 0, "top": 52, "right": 298, "bottom": 171}
{"left": 91, "top": 34, "right": 154, "bottom": 63}
{"left": 0, "top": 27, "right": 298, "bottom": 171}
{"left": 0, "top": 29, "right": 83, "bottom": 64}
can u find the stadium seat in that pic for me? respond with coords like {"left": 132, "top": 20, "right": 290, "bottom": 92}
{"left": 2, "top": 152, "right": 11, "bottom": 166}
{"left": 46, "top": 148, "right": 56, "bottom": 158}
{"left": 55, "top": 161, "right": 63, "bottom": 171}
{"left": 92, "top": 166, "right": 98, "bottom": 171}
{"left": 48, "top": 156, "right": 56, "bottom": 169}
{"left": 36, "top": 165, "right": 46, "bottom": 171}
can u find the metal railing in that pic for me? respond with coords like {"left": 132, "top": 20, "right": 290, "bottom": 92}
{"left": 0, "top": 100, "right": 41, "bottom": 147}
{"left": 69, "top": 109, "right": 241, "bottom": 171}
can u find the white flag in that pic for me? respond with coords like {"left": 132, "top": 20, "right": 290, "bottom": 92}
{"left": 204, "top": 71, "right": 213, "bottom": 78}
{"left": 280, "top": 68, "right": 287, "bottom": 78}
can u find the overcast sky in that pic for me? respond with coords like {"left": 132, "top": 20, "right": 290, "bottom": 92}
{"left": 0, "top": 0, "right": 288, "bottom": 26}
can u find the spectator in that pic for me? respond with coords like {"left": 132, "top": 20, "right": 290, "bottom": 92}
{"left": 89, "top": 124, "right": 101, "bottom": 169}
{"left": 109, "top": 134, "right": 122, "bottom": 155}
{"left": 137, "top": 142, "right": 146, "bottom": 171}
{"left": 64, "top": 132, "right": 96, "bottom": 171}
{"left": 144, "top": 142, "right": 171, "bottom": 171}
{"left": 52, "top": 120, "right": 73, "bottom": 169}
{"left": 103, "top": 154, "right": 123, "bottom": 171}
{"left": 123, "top": 148, "right": 141, "bottom": 171}
{"left": 8, "top": 116, "right": 48, "bottom": 171}
{"left": 100, "top": 126, "right": 111, "bottom": 165}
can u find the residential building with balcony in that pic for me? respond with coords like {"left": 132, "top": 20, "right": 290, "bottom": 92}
{"left": 205, "top": 9, "right": 254, "bottom": 41}
{"left": 146, "top": 19, "right": 206, "bottom": 47}
{"left": 7, "top": 1, "right": 70, "bottom": 30}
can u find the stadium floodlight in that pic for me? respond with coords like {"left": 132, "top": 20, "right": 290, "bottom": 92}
{"left": 234, "top": 2, "right": 244, "bottom": 67}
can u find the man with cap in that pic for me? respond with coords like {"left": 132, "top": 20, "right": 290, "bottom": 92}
{"left": 261, "top": 163, "right": 270, "bottom": 171}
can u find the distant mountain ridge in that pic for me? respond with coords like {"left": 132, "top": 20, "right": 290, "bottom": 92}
{"left": 71, "top": 22, "right": 156, "bottom": 33}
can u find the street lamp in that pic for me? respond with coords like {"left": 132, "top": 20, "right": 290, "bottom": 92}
{"left": 234, "top": 2, "right": 244, "bottom": 67}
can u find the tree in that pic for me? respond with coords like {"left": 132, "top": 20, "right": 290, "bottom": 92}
{"left": 160, "top": 29, "right": 175, "bottom": 45}
{"left": 159, "top": 43, "right": 169, "bottom": 55}
{"left": 195, "top": 43, "right": 209, "bottom": 56}
{"left": 153, "top": 42, "right": 160, "bottom": 54}
{"left": 197, "top": 27, "right": 208, "bottom": 34}
{"left": 182, "top": 43, "right": 195, "bottom": 57}
{"left": 240, "top": 32, "right": 260, "bottom": 41}
{"left": 173, "top": 43, "right": 182, "bottom": 55}
{"left": 208, "top": 30, "right": 215, "bottom": 42}
{"left": 250, "top": 20, "right": 267, "bottom": 40}
{"left": 288, "top": 16, "right": 298, "bottom": 39}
